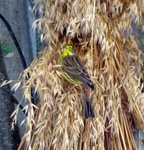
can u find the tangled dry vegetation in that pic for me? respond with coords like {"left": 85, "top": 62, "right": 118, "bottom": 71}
{"left": 13, "top": 0, "right": 144, "bottom": 149}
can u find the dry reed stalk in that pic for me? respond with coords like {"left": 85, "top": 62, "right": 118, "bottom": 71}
{"left": 14, "top": 0, "right": 144, "bottom": 149}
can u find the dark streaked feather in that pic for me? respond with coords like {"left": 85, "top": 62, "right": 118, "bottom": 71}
{"left": 84, "top": 97, "right": 95, "bottom": 119}
{"left": 62, "top": 55, "right": 94, "bottom": 90}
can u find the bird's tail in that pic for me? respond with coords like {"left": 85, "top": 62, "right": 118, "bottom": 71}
{"left": 84, "top": 97, "right": 94, "bottom": 119}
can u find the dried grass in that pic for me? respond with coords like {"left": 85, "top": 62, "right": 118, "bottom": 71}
{"left": 15, "top": 0, "right": 144, "bottom": 150}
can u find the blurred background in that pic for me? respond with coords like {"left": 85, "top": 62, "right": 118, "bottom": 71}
{"left": 0, "top": 0, "right": 38, "bottom": 149}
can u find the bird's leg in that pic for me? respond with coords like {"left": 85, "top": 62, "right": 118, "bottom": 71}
{"left": 82, "top": 86, "right": 91, "bottom": 98}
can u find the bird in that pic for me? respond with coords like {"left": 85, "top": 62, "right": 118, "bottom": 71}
{"left": 59, "top": 44, "right": 94, "bottom": 118}
{"left": 59, "top": 44, "right": 94, "bottom": 90}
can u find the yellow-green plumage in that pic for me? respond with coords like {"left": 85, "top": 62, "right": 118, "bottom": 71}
{"left": 59, "top": 45, "right": 94, "bottom": 90}
{"left": 59, "top": 45, "right": 95, "bottom": 118}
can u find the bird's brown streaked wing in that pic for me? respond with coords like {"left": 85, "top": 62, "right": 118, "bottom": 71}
{"left": 63, "top": 55, "right": 92, "bottom": 81}
{"left": 63, "top": 55, "right": 88, "bottom": 74}
{"left": 63, "top": 55, "right": 83, "bottom": 74}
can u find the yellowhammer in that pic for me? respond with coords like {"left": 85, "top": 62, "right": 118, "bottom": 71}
{"left": 59, "top": 44, "right": 94, "bottom": 118}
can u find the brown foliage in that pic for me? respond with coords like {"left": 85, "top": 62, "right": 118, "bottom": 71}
{"left": 15, "top": 0, "right": 144, "bottom": 149}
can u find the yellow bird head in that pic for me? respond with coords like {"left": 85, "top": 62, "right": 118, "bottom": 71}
{"left": 61, "top": 45, "right": 74, "bottom": 57}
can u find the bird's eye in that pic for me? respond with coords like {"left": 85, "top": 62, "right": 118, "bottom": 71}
{"left": 68, "top": 45, "right": 72, "bottom": 50}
